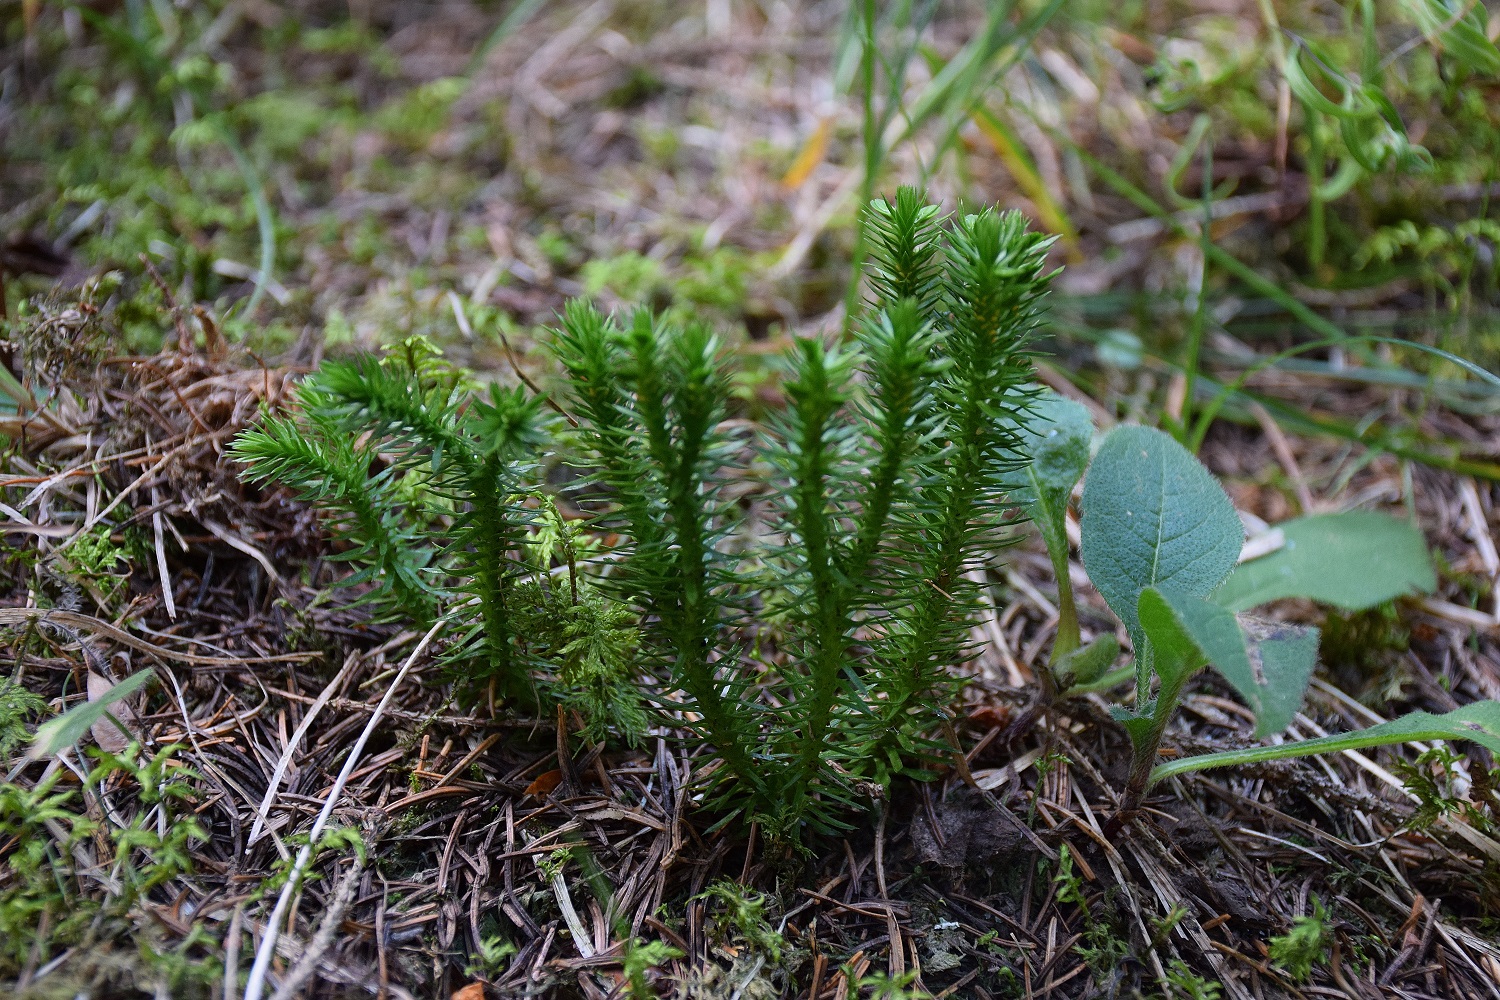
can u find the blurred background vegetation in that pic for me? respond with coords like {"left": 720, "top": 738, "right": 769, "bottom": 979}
{"left": 3, "top": 0, "right": 1498, "bottom": 454}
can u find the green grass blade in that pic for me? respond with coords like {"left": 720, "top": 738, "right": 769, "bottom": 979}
{"left": 1150, "top": 701, "right": 1500, "bottom": 785}
{"left": 215, "top": 124, "right": 277, "bottom": 319}
{"left": 28, "top": 670, "right": 155, "bottom": 761}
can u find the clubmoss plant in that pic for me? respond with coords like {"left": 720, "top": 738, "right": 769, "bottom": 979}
{"left": 511, "top": 505, "right": 648, "bottom": 744}
{"left": 549, "top": 304, "right": 767, "bottom": 800}
{"left": 550, "top": 189, "right": 1054, "bottom": 835}
{"left": 232, "top": 338, "right": 548, "bottom": 709}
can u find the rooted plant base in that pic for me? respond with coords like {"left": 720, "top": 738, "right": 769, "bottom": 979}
{"left": 0, "top": 353, "right": 1497, "bottom": 995}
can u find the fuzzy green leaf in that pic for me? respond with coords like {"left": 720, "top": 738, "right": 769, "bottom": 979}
{"left": 1212, "top": 511, "right": 1435, "bottom": 613}
{"left": 1142, "top": 588, "right": 1319, "bottom": 737}
{"left": 1080, "top": 426, "right": 1242, "bottom": 646}
{"left": 1005, "top": 392, "right": 1092, "bottom": 517}
{"left": 1111, "top": 587, "right": 1210, "bottom": 760}
{"left": 1112, "top": 704, "right": 1160, "bottom": 753}
{"left": 1150, "top": 700, "right": 1500, "bottom": 785}
{"left": 1136, "top": 589, "right": 1211, "bottom": 690}
{"left": 1244, "top": 625, "right": 1322, "bottom": 734}
{"left": 1013, "top": 393, "right": 1094, "bottom": 497}
{"left": 1005, "top": 391, "right": 1093, "bottom": 663}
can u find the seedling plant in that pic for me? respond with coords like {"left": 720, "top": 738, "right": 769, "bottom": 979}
{"left": 0, "top": 735, "right": 212, "bottom": 985}
{"left": 1008, "top": 397, "right": 1500, "bottom": 820}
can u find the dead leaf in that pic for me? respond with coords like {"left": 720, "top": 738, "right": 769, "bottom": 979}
{"left": 451, "top": 983, "right": 486, "bottom": 1000}
{"left": 525, "top": 769, "right": 562, "bottom": 796}
{"left": 966, "top": 704, "right": 1011, "bottom": 729}
{"left": 88, "top": 671, "right": 135, "bottom": 753}
{"left": 781, "top": 117, "right": 831, "bottom": 190}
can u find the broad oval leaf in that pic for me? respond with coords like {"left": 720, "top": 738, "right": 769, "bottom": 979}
{"left": 1080, "top": 425, "right": 1242, "bottom": 643}
{"left": 1005, "top": 392, "right": 1094, "bottom": 600}
{"left": 1212, "top": 511, "right": 1436, "bottom": 613}
{"left": 1054, "top": 634, "right": 1120, "bottom": 688}
{"left": 1142, "top": 588, "right": 1319, "bottom": 737}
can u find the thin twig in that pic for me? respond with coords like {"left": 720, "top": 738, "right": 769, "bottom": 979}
{"left": 223, "top": 903, "right": 244, "bottom": 1000}
{"left": 1249, "top": 401, "right": 1316, "bottom": 514}
{"left": 0, "top": 608, "right": 317, "bottom": 665}
{"left": 242, "top": 618, "right": 445, "bottom": 1000}
{"left": 248, "top": 651, "right": 359, "bottom": 845}
{"left": 270, "top": 854, "right": 368, "bottom": 1000}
